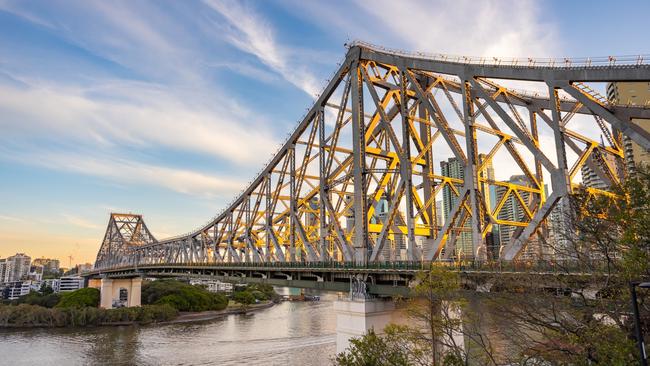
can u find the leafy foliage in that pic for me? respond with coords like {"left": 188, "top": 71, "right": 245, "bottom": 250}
{"left": 14, "top": 291, "right": 61, "bottom": 308}
{"left": 334, "top": 329, "right": 411, "bottom": 366}
{"left": 486, "top": 166, "right": 650, "bottom": 364}
{"left": 335, "top": 267, "right": 497, "bottom": 366}
{"left": 232, "top": 291, "right": 256, "bottom": 307}
{"left": 0, "top": 303, "right": 177, "bottom": 327}
{"left": 335, "top": 167, "right": 650, "bottom": 365}
{"left": 141, "top": 279, "right": 228, "bottom": 312}
{"left": 56, "top": 288, "right": 100, "bottom": 308}
{"left": 232, "top": 283, "right": 279, "bottom": 303}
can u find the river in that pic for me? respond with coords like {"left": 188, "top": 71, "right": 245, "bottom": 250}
{"left": 0, "top": 289, "right": 341, "bottom": 366}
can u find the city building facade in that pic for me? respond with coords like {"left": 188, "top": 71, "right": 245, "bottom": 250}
{"left": 606, "top": 82, "right": 650, "bottom": 172}
{"left": 58, "top": 276, "right": 85, "bottom": 292}
{"left": 0, "top": 253, "right": 31, "bottom": 283}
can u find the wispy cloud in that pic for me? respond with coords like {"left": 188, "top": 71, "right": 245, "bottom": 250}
{"left": 207, "top": 61, "right": 280, "bottom": 84}
{"left": 0, "top": 81, "right": 278, "bottom": 165}
{"left": 204, "top": 0, "right": 320, "bottom": 96}
{"left": 61, "top": 214, "right": 101, "bottom": 230}
{"left": 283, "top": 0, "right": 560, "bottom": 58}
{"left": 0, "top": 215, "right": 25, "bottom": 222}
{"left": 2, "top": 148, "right": 246, "bottom": 198}
{"left": 355, "top": 0, "right": 560, "bottom": 57}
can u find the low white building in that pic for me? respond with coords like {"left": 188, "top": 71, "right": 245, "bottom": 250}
{"left": 2, "top": 281, "right": 31, "bottom": 300}
{"left": 58, "top": 276, "right": 84, "bottom": 292}
{"left": 189, "top": 279, "right": 233, "bottom": 293}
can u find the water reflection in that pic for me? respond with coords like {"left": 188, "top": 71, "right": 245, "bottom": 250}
{"left": 0, "top": 290, "right": 339, "bottom": 366}
{"left": 0, "top": 291, "right": 520, "bottom": 365}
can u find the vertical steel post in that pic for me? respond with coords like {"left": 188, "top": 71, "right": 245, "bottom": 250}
{"left": 351, "top": 60, "right": 368, "bottom": 265}
{"left": 400, "top": 69, "right": 417, "bottom": 261}
{"left": 418, "top": 76, "right": 436, "bottom": 258}
{"left": 548, "top": 84, "right": 571, "bottom": 196}
{"left": 227, "top": 212, "right": 233, "bottom": 263}
{"left": 319, "top": 106, "right": 329, "bottom": 261}
{"left": 265, "top": 175, "right": 272, "bottom": 262}
{"left": 244, "top": 196, "right": 250, "bottom": 263}
{"left": 461, "top": 78, "right": 484, "bottom": 260}
{"left": 289, "top": 146, "right": 297, "bottom": 262}
{"left": 529, "top": 109, "right": 547, "bottom": 256}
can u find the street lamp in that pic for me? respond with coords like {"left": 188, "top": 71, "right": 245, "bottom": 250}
{"left": 630, "top": 281, "right": 650, "bottom": 366}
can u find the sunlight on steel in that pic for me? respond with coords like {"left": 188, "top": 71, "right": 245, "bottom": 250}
{"left": 94, "top": 43, "right": 650, "bottom": 270}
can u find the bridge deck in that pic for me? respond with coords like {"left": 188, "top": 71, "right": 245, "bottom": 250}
{"left": 83, "top": 262, "right": 606, "bottom": 297}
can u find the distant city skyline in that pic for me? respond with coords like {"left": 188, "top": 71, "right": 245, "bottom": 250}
{"left": 1, "top": 0, "right": 649, "bottom": 264}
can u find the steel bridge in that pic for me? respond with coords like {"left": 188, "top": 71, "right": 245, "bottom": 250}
{"left": 91, "top": 42, "right": 650, "bottom": 276}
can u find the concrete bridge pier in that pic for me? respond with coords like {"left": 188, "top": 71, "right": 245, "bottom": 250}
{"left": 334, "top": 276, "right": 396, "bottom": 353}
{"left": 334, "top": 297, "right": 395, "bottom": 353}
{"left": 97, "top": 277, "right": 142, "bottom": 309}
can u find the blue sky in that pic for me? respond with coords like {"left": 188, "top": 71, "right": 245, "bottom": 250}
{"left": 0, "top": 0, "right": 648, "bottom": 264}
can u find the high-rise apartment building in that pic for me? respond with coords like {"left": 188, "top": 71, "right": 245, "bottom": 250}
{"left": 0, "top": 259, "right": 9, "bottom": 283}
{"left": 440, "top": 155, "right": 496, "bottom": 259}
{"left": 32, "top": 258, "right": 60, "bottom": 274}
{"left": 440, "top": 157, "right": 472, "bottom": 258}
{"left": 0, "top": 253, "right": 31, "bottom": 283}
{"left": 495, "top": 175, "right": 530, "bottom": 251}
{"left": 580, "top": 146, "right": 620, "bottom": 190}
{"left": 548, "top": 196, "right": 573, "bottom": 259}
{"left": 606, "top": 82, "right": 650, "bottom": 173}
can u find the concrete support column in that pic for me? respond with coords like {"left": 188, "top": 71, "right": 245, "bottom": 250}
{"left": 128, "top": 277, "right": 142, "bottom": 307}
{"left": 99, "top": 278, "right": 113, "bottom": 309}
{"left": 334, "top": 298, "right": 395, "bottom": 353}
{"left": 99, "top": 277, "right": 142, "bottom": 309}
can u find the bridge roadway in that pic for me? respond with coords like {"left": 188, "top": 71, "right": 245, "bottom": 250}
{"left": 83, "top": 261, "right": 601, "bottom": 297}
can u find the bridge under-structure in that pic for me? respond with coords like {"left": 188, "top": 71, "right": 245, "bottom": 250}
{"left": 84, "top": 42, "right": 650, "bottom": 351}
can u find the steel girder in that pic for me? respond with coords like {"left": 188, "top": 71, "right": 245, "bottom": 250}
{"left": 94, "top": 43, "right": 650, "bottom": 269}
{"left": 94, "top": 213, "right": 157, "bottom": 268}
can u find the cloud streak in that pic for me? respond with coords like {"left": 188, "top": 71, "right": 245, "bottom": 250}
{"left": 1, "top": 148, "right": 246, "bottom": 198}
{"left": 204, "top": 0, "right": 320, "bottom": 96}
{"left": 283, "top": 0, "right": 560, "bottom": 58}
{"left": 62, "top": 214, "right": 101, "bottom": 230}
{"left": 0, "top": 81, "right": 278, "bottom": 165}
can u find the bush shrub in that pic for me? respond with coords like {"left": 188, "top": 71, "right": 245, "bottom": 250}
{"left": 0, "top": 303, "right": 178, "bottom": 327}
{"left": 16, "top": 291, "right": 62, "bottom": 308}
{"left": 232, "top": 291, "right": 255, "bottom": 306}
{"left": 56, "top": 288, "right": 100, "bottom": 308}
{"left": 142, "top": 280, "right": 228, "bottom": 312}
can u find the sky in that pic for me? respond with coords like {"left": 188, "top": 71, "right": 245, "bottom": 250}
{"left": 0, "top": 0, "right": 649, "bottom": 265}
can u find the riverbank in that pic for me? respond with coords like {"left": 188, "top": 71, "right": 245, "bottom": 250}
{"left": 0, "top": 301, "right": 277, "bottom": 329}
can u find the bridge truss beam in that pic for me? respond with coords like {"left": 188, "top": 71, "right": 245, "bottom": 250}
{"left": 94, "top": 43, "right": 650, "bottom": 269}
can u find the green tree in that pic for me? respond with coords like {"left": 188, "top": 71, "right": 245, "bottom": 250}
{"left": 141, "top": 280, "right": 228, "bottom": 311}
{"left": 56, "top": 288, "right": 100, "bottom": 308}
{"left": 335, "top": 267, "right": 497, "bottom": 366}
{"left": 232, "top": 290, "right": 255, "bottom": 312}
{"left": 486, "top": 166, "right": 650, "bottom": 364}
{"left": 39, "top": 283, "right": 54, "bottom": 295}
{"left": 16, "top": 290, "right": 61, "bottom": 308}
{"left": 334, "top": 328, "right": 411, "bottom": 366}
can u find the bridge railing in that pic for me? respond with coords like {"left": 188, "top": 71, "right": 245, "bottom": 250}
{"left": 350, "top": 40, "right": 650, "bottom": 68}
{"left": 93, "top": 259, "right": 612, "bottom": 275}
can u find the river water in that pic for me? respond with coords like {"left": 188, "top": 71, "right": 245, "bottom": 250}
{"left": 0, "top": 290, "right": 341, "bottom": 366}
